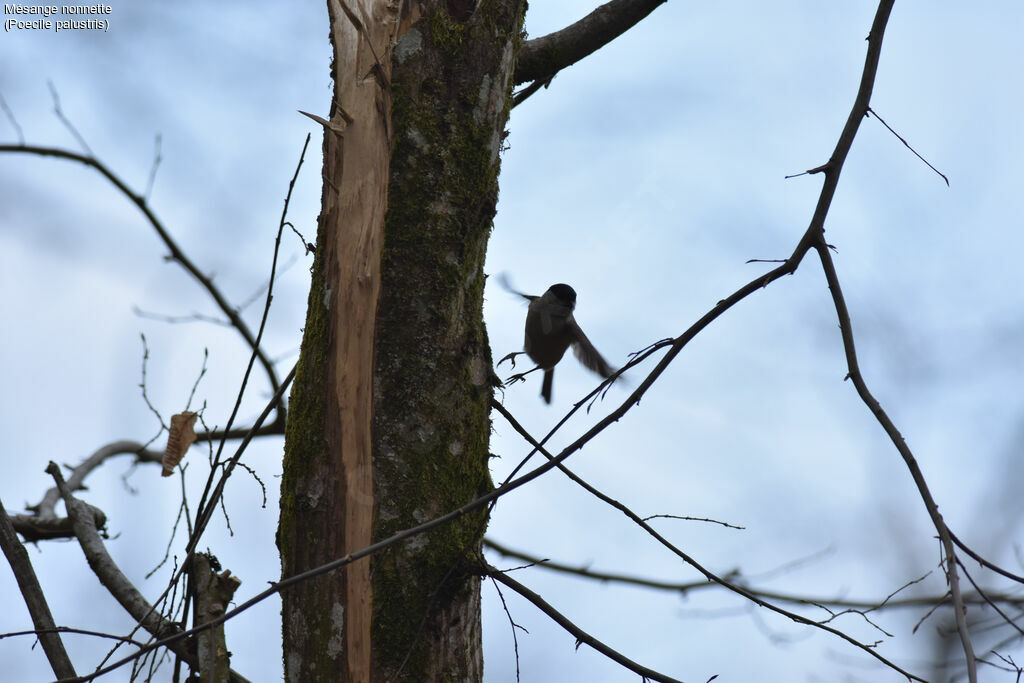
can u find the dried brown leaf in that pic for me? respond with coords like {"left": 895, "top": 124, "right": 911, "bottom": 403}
{"left": 163, "top": 411, "right": 198, "bottom": 477}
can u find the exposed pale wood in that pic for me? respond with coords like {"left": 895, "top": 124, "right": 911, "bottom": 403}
{"left": 323, "top": 1, "right": 399, "bottom": 680}
{"left": 280, "top": 1, "right": 402, "bottom": 680}
{"left": 193, "top": 553, "right": 242, "bottom": 683}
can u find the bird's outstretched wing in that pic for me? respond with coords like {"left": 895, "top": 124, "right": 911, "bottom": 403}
{"left": 496, "top": 272, "right": 536, "bottom": 303}
{"left": 568, "top": 317, "right": 614, "bottom": 378}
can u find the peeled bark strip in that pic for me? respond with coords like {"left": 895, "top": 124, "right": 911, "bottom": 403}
{"left": 278, "top": 1, "right": 396, "bottom": 681}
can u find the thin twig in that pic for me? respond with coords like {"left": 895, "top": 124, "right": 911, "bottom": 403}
{"left": 0, "top": 143, "right": 286, "bottom": 426}
{"left": 867, "top": 106, "right": 949, "bottom": 186}
{"left": 511, "top": 76, "right": 554, "bottom": 108}
{"left": 957, "top": 559, "right": 1024, "bottom": 639}
{"left": 138, "top": 333, "right": 167, "bottom": 432}
{"left": 79, "top": 308, "right": 918, "bottom": 682}
{"left": 91, "top": 132, "right": 310, "bottom": 665}
{"left": 133, "top": 307, "right": 232, "bottom": 326}
{"left": 0, "top": 627, "right": 146, "bottom": 648}
{"left": 26, "top": 441, "right": 162, "bottom": 521}
{"left": 236, "top": 253, "right": 302, "bottom": 313}
{"left": 0, "top": 92, "right": 25, "bottom": 145}
{"left": 486, "top": 574, "right": 525, "bottom": 683}
{"left": 486, "top": 564, "right": 685, "bottom": 683}
{"left": 116, "top": 363, "right": 298, "bottom": 677}
{"left": 144, "top": 133, "right": 162, "bottom": 200}
{"left": 188, "top": 134, "right": 311, "bottom": 556}
{"left": 913, "top": 593, "right": 950, "bottom": 634}
{"left": 642, "top": 513, "right": 744, "bottom": 530}
{"left": 983, "top": 651, "right": 1024, "bottom": 681}
{"left": 483, "top": 539, "right": 995, "bottom": 612}
{"left": 490, "top": 401, "right": 924, "bottom": 680}
{"left": 185, "top": 348, "right": 209, "bottom": 412}
{"left": 47, "top": 81, "right": 93, "bottom": 156}
{"left": 45, "top": 462, "right": 251, "bottom": 683}
{"left": 949, "top": 529, "right": 1024, "bottom": 585}
{"left": 26, "top": 136, "right": 310, "bottom": 676}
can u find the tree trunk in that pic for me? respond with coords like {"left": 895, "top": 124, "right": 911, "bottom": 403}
{"left": 278, "top": 1, "right": 524, "bottom": 681}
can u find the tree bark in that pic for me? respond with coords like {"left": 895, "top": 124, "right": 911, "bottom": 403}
{"left": 279, "top": 1, "right": 524, "bottom": 681}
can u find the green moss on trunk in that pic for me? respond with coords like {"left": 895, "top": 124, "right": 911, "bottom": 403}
{"left": 370, "top": 2, "right": 525, "bottom": 679}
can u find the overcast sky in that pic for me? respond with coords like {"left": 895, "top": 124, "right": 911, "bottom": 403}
{"left": 3, "top": 2, "right": 1024, "bottom": 682}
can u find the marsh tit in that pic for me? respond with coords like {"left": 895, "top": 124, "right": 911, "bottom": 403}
{"left": 498, "top": 280, "right": 615, "bottom": 403}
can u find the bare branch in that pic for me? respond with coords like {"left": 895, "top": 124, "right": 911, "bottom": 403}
{"left": 486, "top": 563, "right": 685, "bottom": 683}
{"left": 511, "top": 77, "right": 551, "bottom": 109}
{"left": 0, "top": 626, "right": 147, "bottom": 648}
{"left": 489, "top": 400, "right": 925, "bottom": 680}
{"left": 956, "top": 559, "right": 1024, "bottom": 640}
{"left": 8, "top": 507, "right": 107, "bottom": 543}
{"left": 133, "top": 307, "right": 233, "bottom": 327}
{"left": 45, "top": 462, "right": 252, "bottom": 683}
{"left": 785, "top": 2, "right": 893, "bottom": 262}
{"left": 514, "top": 0, "right": 667, "bottom": 86}
{"left": 765, "top": 1, "right": 976, "bottom": 675}
{"left": 482, "top": 539, "right": 999, "bottom": 612}
{"left": 52, "top": 146, "right": 305, "bottom": 653}
{"left": 78, "top": 315, "right": 925, "bottom": 682}
{"left": 816, "top": 232, "right": 978, "bottom": 680}
{"left": 0, "top": 143, "right": 286, "bottom": 426}
{"left": 48, "top": 462, "right": 177, "bottom": 639}
{"left": 0, "top": 497, "right": 77, "bottom": 679}
{"left": 949, "top": 530, "right": 1024, "bottom": 585}
{"left": 27, "top": 440, "right": 162, "bottom": 521}
{"left": 91, "top": 362, "right": 298, "bottom": 680}
{"left": 983, "top": 650, "right": 1024, "bottom": 679}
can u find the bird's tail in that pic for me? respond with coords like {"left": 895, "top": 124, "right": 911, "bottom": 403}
{"left": 541, "top": 369, "right": 554, "bottom": 404}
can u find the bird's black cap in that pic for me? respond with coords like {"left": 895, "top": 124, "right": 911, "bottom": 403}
{"left": 548, "top": 283, "right": 576, "bottom": 304}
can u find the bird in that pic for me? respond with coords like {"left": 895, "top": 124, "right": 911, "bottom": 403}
{"left": 497, "top": 279, "right": 616, "bottom": 403}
